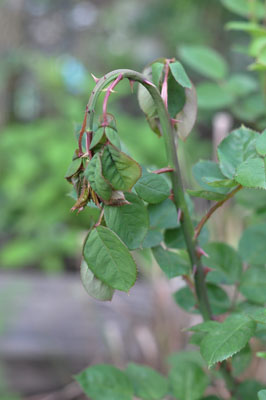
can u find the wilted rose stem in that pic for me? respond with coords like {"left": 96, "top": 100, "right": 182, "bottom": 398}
{"left": 102, "top": 73, "right": 123, "bottom": 125}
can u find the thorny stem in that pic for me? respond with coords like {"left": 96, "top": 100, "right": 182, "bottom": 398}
{"left": 85, "top": 68, "right": 238, "bottom": 394}
{"left": 194, "top": 185, "right": 243, "bottom": 240}
{"left": 102, "top": 73, "right": 123, "bottom": 125}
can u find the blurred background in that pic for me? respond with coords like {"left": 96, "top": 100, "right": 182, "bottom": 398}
{"left": 1, "top": 0, "right": 266, "bottom": 398}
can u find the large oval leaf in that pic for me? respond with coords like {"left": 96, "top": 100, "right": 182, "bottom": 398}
{"left": 83, "top": 226, "right": 137, "bottom": 292}
{"left": 134, "top": 173, "right": 170, "bottom": 204}
{"left": 101, "top": 144, "right": 141, "bottom": 191}
{"left": 239, "top": 224, "right": 266, "bottom": 264}
{"left": 104, "top": 192, "right": 149, "bottom": 250}
{"left": 200, "top": 314, "right": 256, "bottom": 367}
{"left": 217, "top": 126, "right": 259, "bottom": 179}
{"left": 80, "top": 259, "right": 114, "bottom": 301}
{"left": 75, "top": 364, "right": 133, "bottom": 400}
{"left": 179, "top": 45, "right": 228, "bottom": 80}
{"left": 125, "top": 363, "right": 168, "bottom": 400}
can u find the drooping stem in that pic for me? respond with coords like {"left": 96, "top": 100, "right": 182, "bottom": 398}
{"left": 85, "top": 68, "right": 211, "bottom": 321}
{"left": 85, "top": 68, "right": 238, "bottom": 394}
{"left": 194, "top": 185, "right": 242, "bottom": 240}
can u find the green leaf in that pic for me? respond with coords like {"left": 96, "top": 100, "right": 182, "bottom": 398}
{"left": 257, "top": 352, "right": 266, "bottom": 359}
{"left": 179, "top": 45, "right": 228, "bottom": 80}
{"left": 217, "top": 126, "right": 259, "bottom": 179}
{"left": 134, "top": 173, "right": 170, "bottom": 204}
{"left": 200, "top": 314, "right": 256, "bottom": 367}
{"left": 235, "top": 158, "right": 266, "bottom": 189}
{"left": 224, "top": 74, "right": 258, "bottom": 98}
{"left": 148, "top": 199, "right": 179, "bottom": 229}
{"left": 64, "top": 158, "right": 82, "bottom": 179}
{"left": 80, "top": 259, "right": 114, "bottom": 301}
{"left": 142, "top": 229, "right": 163, "bottom": 248}
{"left": 101, "top": 144, "right": 141, "bottom": 191}
{"left": 138, "top": 65, "right": 157, "bottom": 118}
{"left": 152, "top": 62, "right": 164, "bottom": 87}
{"left": 167, "top": 73, "right": 186, "bottom": 118}
{"left": 164, "top": 227, "right": 186, "bottom": 249}
{"left": 200, "top": 397, "right": 220, "bottom": 400}
{"left": 239, "top": 224, "right": 266, "bottom": 264}
{"left": 258, "top": 390, "right": 266, "bottom": 400}
{"left": 221, "top": 0, "right": 265, "bottom": 20}
{"left": 169, "top": 61, "right": 192, "bottom": 88}
{"left": 197, "top": 82, "right": 234, "bottom": 110}
{"left": 152, "top": 246, "right": 189, "bottom": 278}
{"left": 75, "top": 364, "right": 133, "bottom": 400}
{"left": 169, "top": 360, "right": 209, "bottom": 400}
{"left": 104, "top": 192, "right": 149, "bottom": 250}
{"left": 205, "top": 178, "right": 237, "bottom": 188}
{"left": 125, "top": 363, "right": 168, "bottom": 400}
{"left": 83, "top": 226, "right": 137, "bottom": 292}
{"left": 239, "top": 266, "right": 266, "bottom": 304}
{"left": 84, "top": 154, "right": 112, "bottom": 200}
{"left": 256, "top": 130, "right": 266, "bottom": 156}
{"left": 203, "top": 242, "right": 243, "bottom": 284}
{"left": 105, "top": 127, "right": 121, "bottom": 149}
{"left": 236, "top": 380, "right": 266, "bottom": 400}
{"left": 174, "top": 286, "right": 197, "bottom": 313}
{"left": 231, "top": 344, "right": 251, "bottom": 376}
{"left": 235, "top": 188, "right": 266, "bottom": 210}
{"left": 168, "top": 350, "right": 206, "bottom": 368}
{"left": 207, "top": 283, "right": 231, "bottom": 315}
{"left": 226, "top": 21, "right": 266, "bottom": 35}
{"left": 193, "top": 160, "right": 230, "bottom": 194}
{"left": 232, "top": 94, "right": 265, "bottom": 123}
{"left": 90, "top": 127, "right": 105, "bottom": 149}
{"left": 176, "top": 84, "right": 197, "bottom": 141}
{"left": 187, "top": 190, "right": 227, "bottom": 201}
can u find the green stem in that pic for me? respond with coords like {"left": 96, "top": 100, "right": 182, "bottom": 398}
{"left": 86, "top": 68, "right": 239, "bottom": 395}
{"left": 86, "top": 68, "right": 212, "bottom": 321}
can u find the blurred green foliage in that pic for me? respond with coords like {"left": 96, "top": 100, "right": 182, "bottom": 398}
{"left": 0, "top": 0, "right": 265, "bottom": 272}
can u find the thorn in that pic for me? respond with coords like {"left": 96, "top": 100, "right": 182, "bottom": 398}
{"left": 128, "top": 79, "right": 134, "bottom": 93}
{"left": 102, "top": 88, "right": 117, "bottom": 93}
{"left": 171, "top": 118, "right": 182, "bottom": 127}
{"left": 143, "top": 79, "right": 156, "bottom": 88}
{"left": 196, "top": 247, "right": 209, "bottom": 258}
{"left": 203, "top": 266, "right": 212, "bottom": 276}
{"left": 91, "top": 73, "right": 99, "bottom": 83}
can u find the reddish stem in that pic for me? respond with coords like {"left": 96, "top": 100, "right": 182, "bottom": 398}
{"left": 86, "top": 131, "right": 93, "bottom": 159}
{"left": 152, "top": 167, "right": 174, "bottom": 174}
{"left": 194, "top": 185, "right": 242, "bottom": 240}
{"left": 161, "top": 60, "right": 170, "bottom": 108}
{"left": 102, "top": 73, "right": 123, "bottom": 125}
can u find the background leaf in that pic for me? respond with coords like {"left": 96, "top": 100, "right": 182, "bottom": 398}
{"left": 239, "top": 266, "right": 266, "bottom": 304}
{"left": 179, "top": 45, "right": 228, "bottom": 79}
{"left": 148, "top": 199, "right": 179, "bottom": 229}
{"left": 239, "top": 224, "right": 266, "bottom": 265}
{"left": 125, "top": 363, "right": 168, "bottom": 400}
{"left": 75, "top": 364, "right": 133, "bottom": 400}
{"left": 152, "top": 246, "right": 189, "bottom": 278}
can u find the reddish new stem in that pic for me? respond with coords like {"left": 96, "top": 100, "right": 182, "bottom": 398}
{"left": 102, "top": 73, "right": 123, "bottom": 125}
{"left": 161, "top": 60, "right": 170, "bottom": 108}
{"left": 152, "top": 167, "right": 174, "bottom": 174}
